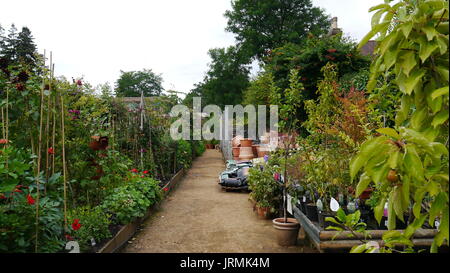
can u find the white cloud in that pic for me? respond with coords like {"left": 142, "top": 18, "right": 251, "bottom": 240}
{"left": 1, "top": 0, "right": 379, "bottom": 96}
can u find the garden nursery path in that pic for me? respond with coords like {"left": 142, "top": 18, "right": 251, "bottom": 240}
{"left": 122, "top": 149, "right": 317, "bottom": 253}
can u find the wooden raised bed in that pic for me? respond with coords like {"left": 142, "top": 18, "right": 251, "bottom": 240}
{"left": 293, "top": 206, "right": 437, "bottom": 253}
{"left": 97, "top": 168, "right": 186, "bottom": 253}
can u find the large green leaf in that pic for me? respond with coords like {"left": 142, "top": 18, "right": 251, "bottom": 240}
{"left": 350, "top": 137, "right": 388, "bottom": 180}
{"left": 422, "top": 25, "right": 438, "bottom": 41}
{"left": 419, "top": 40, "right": 439, "bottom": 63}
{"left": 376, "top": 128, "right": 400, "bottom": 139}
{"left": 356, "top": 172, "right": 372, "bottom": 197}
{"left": 374, "top": 197, "right": 386, "bottom": 224}
{"left": 387, "top": 191, "right": 397, "bottom": 230}
{"left": 393, "top": 186, "right": 406, "bottom": 222}
{"left": 404, "top": 144, "right": 424, "bottom": 181}
{"left": 397, "top": 69, "right": 426, "bottom": 95}
{"left": 399, "top": 21, "right": 413, "bottom": 38}
{"left": 429, "top": 192, "right": 447, "bottom": 227}
{"left": 358, "top": 22, "right": 390, "bottom": 49}
{"left": 431, "top": 86, "right": 449, "bottom": 100}
{"left": 410, "top": 107, "right": 428, "bottom": 130}
{"left": 401, "top": 51, "right": 417, "bottom": 77}
{"left": 431, "top": 109, "right": 449, "bottom": 128}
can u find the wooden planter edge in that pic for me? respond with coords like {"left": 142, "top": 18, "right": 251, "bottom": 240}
{"left": 97, "top": 168, "right": 186, "bottom": 253}
{"left": 293, "top": 207, "right": 437, "bottom": 252}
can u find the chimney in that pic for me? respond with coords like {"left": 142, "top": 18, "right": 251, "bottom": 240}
{"left": 328, "top": 17, "right": 342, "bottom": 36}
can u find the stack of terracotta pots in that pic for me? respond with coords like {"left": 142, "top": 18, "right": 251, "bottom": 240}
{"left": 231, "top": 135, "right": 244, "bottom": 160}
{"left": 256, "top": 132, "right": 271, "bottom": 158}
{"left": 239, "top": 138, "right": 254, "bottom": 160}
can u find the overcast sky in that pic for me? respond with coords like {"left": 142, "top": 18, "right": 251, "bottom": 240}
{"left": 1, "top": 0, "right": 381, "bottom": 96}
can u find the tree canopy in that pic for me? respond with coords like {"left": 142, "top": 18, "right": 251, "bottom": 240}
{"left": 0, "top": 24, "right": 38, "bottom": 68}
{"left": 224, "top": 0, "right": 331, "bottom": 60}
{"left": 188, "top": 46, "right": 250, "bottom": 108}
{"left": 115, "top": 69, "right": 164, "bottom": 97}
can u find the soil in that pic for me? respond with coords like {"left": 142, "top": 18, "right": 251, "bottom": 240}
{"left": 122, "top": 149, "right": 318, "bottom": 253}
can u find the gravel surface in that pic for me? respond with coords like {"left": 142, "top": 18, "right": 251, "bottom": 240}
{"left": 122, "top": 149, "right": 318, "bottom": 253}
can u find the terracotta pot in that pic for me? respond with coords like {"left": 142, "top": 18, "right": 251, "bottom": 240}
{"left": 252, "top": 144, "right": 259, "bottom": 157}
{"left": 232, "top": 147, "right": 240, "bottom": 157}
{"left": 256, "top": 206, "right": 271, "bottom": 219}
{"left": 232, "top": 135, "right": 244, "bottom": 147}
{"left": 257, "top": 146, "right": 270, "bottom": 158}
{"left": 240, "top": 138, "right": 253, "bottom": 147}
{"left": 239, "top": 147, "right": 254, "bottom": 160}
{"left": 272, "top": 218, "right": 300, "bottom": 246}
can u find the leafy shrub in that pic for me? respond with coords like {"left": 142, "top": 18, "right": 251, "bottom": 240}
{"left": 67, "top": 206, "right": 112, "bottom": 252}
{"left": 100, "top": 176, "right": 162, "bottom": 225}
{"left": 176, "top": 140, "right": 192, "bottom": 169}
{"left": 192, "top": 140, "right": 206, "bottom": 157}
{"left": 247, "top": 164, "right": 282, "bottom": 212}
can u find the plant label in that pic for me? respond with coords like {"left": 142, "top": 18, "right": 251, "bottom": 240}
{"left": 330, "top": 197, "right": 339, "bottom": 212}
{"left": 287, "top": 194, "right": 293, "bottom": 214}
{"left": 65, "top": 241, "right": 80, "bottom": 253}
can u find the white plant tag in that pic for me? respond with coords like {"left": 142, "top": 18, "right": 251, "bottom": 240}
{"left": 65, "top": 241, "right": 80, "bottom": 253}
{"left": 91, "top": 238, "right": 96, "bottom": 246}
{"left": 435, "top": 220, "right": 440, "bottom": 229}
{"left": 302, "top": 196, "right": 306, "bottom": 202}
{"left": 287, "top": 194, "right": 293, "bottom": 214}
{"left": 330, "top": 197, "right": 340, "bottom": 212}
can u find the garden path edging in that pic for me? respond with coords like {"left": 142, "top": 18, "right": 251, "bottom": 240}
{"left": 96, "top": 168, "right": 186, "bottom": 253}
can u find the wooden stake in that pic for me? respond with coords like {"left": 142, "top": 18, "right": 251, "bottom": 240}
{"left": 60, "top": 90, "right": 68, "bottom": 229}
{"left": 35, "top": 50, "right": 46, "bottom": 252}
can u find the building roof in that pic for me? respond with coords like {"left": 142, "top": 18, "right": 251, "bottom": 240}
{"left": 360, "top": 40, "right": 377, "bottom": 56}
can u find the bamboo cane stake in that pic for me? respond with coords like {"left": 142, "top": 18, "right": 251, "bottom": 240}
{"left": 45, "top": 52, "right": 53, "bottom": 190}
{"left": 51, "top": 64, "right": 56, "bottom": 175}
{"left": 60, "top": 86, "right": 68, "bottom": 229}
{"left": 1, "top": 107, "right": 5, "bottom": 140}
{"left": 35, "top": 50, "right": 46, "bottom": 252}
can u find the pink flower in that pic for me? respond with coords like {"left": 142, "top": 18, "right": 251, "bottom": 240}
{"left": 163, "top": 187, "right": 169, "bottom": 192}
{"left": 130, "top": 168, "right": 138, "bottom": 173}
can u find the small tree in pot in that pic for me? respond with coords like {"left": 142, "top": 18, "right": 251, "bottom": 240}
{"left": 269, "top": 69, "right": 303, "bottom": 246}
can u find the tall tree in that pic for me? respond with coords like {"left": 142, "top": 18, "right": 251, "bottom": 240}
{"left": 0, "top": 25, "right": 37, "bottom": 67}
{"left": 199, "top": 46, "right": 250, "bottom": 108}
{"left": 16, "top": 27, "right": 37, "bottom": 66}
{"left": 224, "top": 0, "right": 331, "bottom": 60}
{"left": 115, "top": 69, "right": 164, "bottom": 97}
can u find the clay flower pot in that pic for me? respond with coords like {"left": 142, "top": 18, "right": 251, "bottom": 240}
{"left": 252, "top": 144, "right": 259, "bottom": 157}
{"left": 232, "top": 147, "right": 240, "bottom": 157}
{"left": 273, "top": 218, "right": 300, "bottom": 246}
{"left": 240, "top": 138, "right": 253, "bottom": 147}
{"left": 239, "top": 147, "right": 254, "bottom": 160}
{"left": 256, "top": 205, "right": 271, "bottom": 219}
{"left": 232, "top": 135, "right": 244, "bottom": 147}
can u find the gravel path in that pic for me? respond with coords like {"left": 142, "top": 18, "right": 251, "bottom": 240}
{"left": 122, "top": 149, "right": 317, "bottom": 253}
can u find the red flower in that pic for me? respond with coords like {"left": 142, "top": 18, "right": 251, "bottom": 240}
{"left": 72, "top": 219, "right": 82, "bottom": 231}
{"left": 163, "top": 187, "right": 169, "bottom": 192}
{"left": 0, "top": 139, "right": 8, "bottom": 144}
{"left": 76, "top": 80, "right": 82, "bottom": 86}
{"left": 48, "top": 147, "right": 55, "bottom": 154}
{"left": 141, "top": 175, "right": 145, "bottom": 178}
{"left": 27, "top": 194, "right": 35, "bottom": 205}
{"left": 327, "top": 48, "right": 337, "bottom": 53}
{"left": 130, "top": 168, "right": 138, "bottom": 173}
{"left": 143, "top": 170, "right": 149, "bottom": 174}
{"left": 65, "top": 234, "right": 74, "bottom": 241}
{"left": 0, "top": 193, "right": 6, "bottom": 200}
{"left": 13, "top": 188, "right": 22, "bottom": 193}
